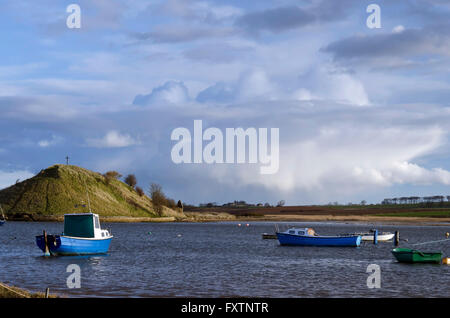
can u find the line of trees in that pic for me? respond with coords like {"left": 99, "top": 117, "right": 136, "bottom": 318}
{"left": 381, "top": 195, "right": 450, "bottom": 205}
{"left": 102, "top": 171, "right": 182, "bottom": 216}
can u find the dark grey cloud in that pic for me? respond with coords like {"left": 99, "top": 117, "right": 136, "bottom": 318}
{"left": 234, "top": 0, "right": 357, "bottom": 35}
{"left": 322, "top": 24, "right": 450, "bottom": 64}
{"left": 235, "top": 6, "right": 315, "bottom": 34}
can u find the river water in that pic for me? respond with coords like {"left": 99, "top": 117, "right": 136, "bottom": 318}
{"left": 0, "top": 221, "right": 449, "bottom": 297}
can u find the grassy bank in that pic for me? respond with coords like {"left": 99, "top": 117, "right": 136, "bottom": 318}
{"left": 0, "top": 282, "right": 58, "bottom": 298}
{"left": 0, "top": 164, "right": 184, "bottom": 220}
{"left": 377, "top": 210, "right": 450, "bottom": 218}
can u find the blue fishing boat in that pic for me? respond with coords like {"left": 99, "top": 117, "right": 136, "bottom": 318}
{"left": 276, "top": 227, "right": 361, "bottom": 247}
{"left": 36, "top": 213, "right": 112, "bottom": 256}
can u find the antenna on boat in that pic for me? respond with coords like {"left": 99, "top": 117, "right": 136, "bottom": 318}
{"left": 83, "top": 179, "right": 92, "bottom": 213}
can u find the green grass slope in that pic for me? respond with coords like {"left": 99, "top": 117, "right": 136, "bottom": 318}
{"left": 0, "top": 164, "right": 183, "bottom": 219}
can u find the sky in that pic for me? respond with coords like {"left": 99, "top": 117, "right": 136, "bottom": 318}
{"left": 0, "top": 0, "right": 449, "bottom": 206}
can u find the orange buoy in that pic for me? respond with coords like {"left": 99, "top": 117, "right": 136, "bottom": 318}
{"left": 443, "top": 257, "right": 450, "bottom": 265}
{"left": 246, "top": 223, "right": 249, "bottom": 227}
{"left": 237, "top": 224, "right": 241, "bottom": 227}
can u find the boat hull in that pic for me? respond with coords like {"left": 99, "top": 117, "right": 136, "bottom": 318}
{"left": 392, "top": 248, "right": 442, "bottom": 264}
{"left": 36, "top": 234, "right": 112, "bottom": 256}
{"left": 276, "top": 233, "right": 361, "bottom": 247}
{"left": 0, "top": 220, "right": 5, "bottom": 226}
{"left": 362, "top": 233, "right": 395, "bottom": 242}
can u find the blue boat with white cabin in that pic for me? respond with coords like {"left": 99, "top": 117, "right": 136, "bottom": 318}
{"left": 276, "top": 227, "right": 361, "bottom": 247}
{"left": 36, "top": 213, "right": 112, "bottom": 256}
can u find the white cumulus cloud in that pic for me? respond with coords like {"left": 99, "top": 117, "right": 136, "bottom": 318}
{"left": 86, "top": 131, "right": 140, "bottom": 148}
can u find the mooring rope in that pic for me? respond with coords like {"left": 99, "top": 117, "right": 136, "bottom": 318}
{"left": 411, "top": 238, "right": 450, "bottom": 246}
{"left": 0, "top": 282, "right": 30, "bottom": 298}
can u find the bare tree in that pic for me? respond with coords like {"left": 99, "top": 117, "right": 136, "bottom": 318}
{"left": 149, "top": 183, "right": 166, "bottom": 216}
{"left": 276, "top": 200, "right": 285, "bottom": 207}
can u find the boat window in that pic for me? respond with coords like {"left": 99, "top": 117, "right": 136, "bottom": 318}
{"left": 289, "top": 230, "right": 295, "bottom": 234}
{"left": 101, "top": 232, "right": 104, "bottom": 237}
{"left": 94, "top": 216, "right": 100, "bottom": 229}
{"left": 298, "top": 231, "right": 305, "bottom": 235}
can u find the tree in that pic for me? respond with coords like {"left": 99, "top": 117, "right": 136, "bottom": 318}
{"left": 360, "top": 200, "right": 367, "bottom": 206}
{"left": 124, "top": 174, "right": 137, "bottom": 189}
{"left": 149, "top": 183, "right": 166, "bottom": 216}
{"left": 276, "top": 200, "right": 285, "bottom": 207}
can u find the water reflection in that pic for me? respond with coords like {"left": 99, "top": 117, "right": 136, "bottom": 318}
{"left": 0, "top": 222, "right": 449, "bottom": 297}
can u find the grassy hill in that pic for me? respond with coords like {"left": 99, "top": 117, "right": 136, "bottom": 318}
{"left": 0, "top": 164, "right": 184, "bottom": 220}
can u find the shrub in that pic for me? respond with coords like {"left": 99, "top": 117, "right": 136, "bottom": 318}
{"left": 124, "top": 174, "right": 137, "bottom": 189}
{"left": 136, "top": 186, "right": 144, "bottom": 197}
{"left": 103, "top": 171, "right": 122, "bottom": 185}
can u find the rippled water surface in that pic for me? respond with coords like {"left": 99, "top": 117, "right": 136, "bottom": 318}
{"left": 0, "top": 221, "right": 449, "bottom": 297}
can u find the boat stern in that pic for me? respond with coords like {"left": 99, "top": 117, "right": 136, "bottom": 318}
{"left": 36, "top": 234, "right": 61, "bottom": 255}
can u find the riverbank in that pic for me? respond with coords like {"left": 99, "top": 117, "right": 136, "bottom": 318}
{"left": 0, "top": 282, "right": 58, "bottom": 298}
{"left": 239, "top": 214, "right": 450, "bottom": 226}
{"left": 4, "top": 215, "right": 179, "bottom": 223}
{"left": 3, "top": 212, "right": 450, "bottom": 225}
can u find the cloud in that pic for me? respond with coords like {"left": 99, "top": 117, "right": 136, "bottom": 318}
{"left": 296, "top": 66, "right": 370, "bottom": 106}
{"left": 131, "top": 26, "right": 235, "bottom": 43}
{"left": 133, "top": 80, "right": 190, "bottom": 106}
{"left": 322, "top": 24, "right": 450, "bottom": 67}
{"left": 0, "top": 170, "right": 35, "bottom": 190}
{"left": 38, "top": 135, "right": 63, "bottom": 148}
{"left": 196, "top": 69, "right": 279, "bottom": 104}
{"left": 0, "top": 96, "right": 79, "bottom": 122}
{"left": 86, "top": 131, "right": 140, "bottom": 148}
{"left": 186, "top": 105, "right": 450, "bottom": 202}
{"left": 236, "top": 6, "right": 315, "bottom": 34}
{"left": 196, "top": 82, "right": 235, "bottom": 103}
{"left": 234, "top": 0, "right": 357, "bottom": 36}
{"left": 154, "top": 0, "right": 242, "bottom": 23}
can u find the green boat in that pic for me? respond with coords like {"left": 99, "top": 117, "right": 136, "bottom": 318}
{"left": 392, "top": 248, "right": 442, "bottom": 264}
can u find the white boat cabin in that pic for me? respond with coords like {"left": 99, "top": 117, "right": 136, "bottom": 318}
{"left": 283, "top": 228, "right": 317, "bottom": 236}
{"left": 63, "top": 213, "right": 111, "bottom": 239}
